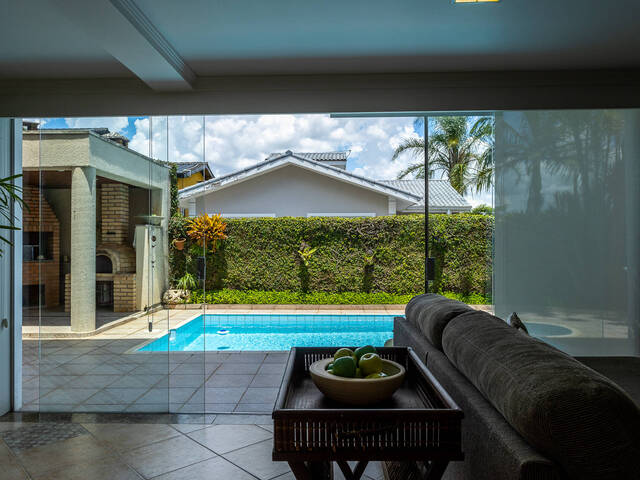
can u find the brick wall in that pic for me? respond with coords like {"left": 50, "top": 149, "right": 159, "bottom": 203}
{"left": 114, "top": 273, "right": 137, "bottom": 312}
{"left": 65, "top": 273, "right": 137, "bottom": 313}
{"left": 101, "top": 183, "right": 129, "bottom": 244}
{"left": 22, "top": 186, "right": 60, "bottom": 308}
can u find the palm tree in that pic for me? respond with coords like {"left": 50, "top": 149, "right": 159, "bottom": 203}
{"left": 392, "top": 116, "right": 493, "bottom": 195}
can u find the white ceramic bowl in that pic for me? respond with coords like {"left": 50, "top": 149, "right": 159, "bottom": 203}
{"left": 309, "top": 357, "right": 406, "bottom": 406}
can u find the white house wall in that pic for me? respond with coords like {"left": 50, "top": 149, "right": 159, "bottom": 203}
{"left": 197, "top": 164, "right": 390, "bottom": 217}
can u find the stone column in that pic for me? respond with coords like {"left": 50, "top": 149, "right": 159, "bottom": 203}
{"left": 70, "top": 166, "right": 96, "bottom": 332}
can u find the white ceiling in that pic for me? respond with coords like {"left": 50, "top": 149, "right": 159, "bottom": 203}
{"left": 1, "top": 0, "right": 639, "bottom": 85}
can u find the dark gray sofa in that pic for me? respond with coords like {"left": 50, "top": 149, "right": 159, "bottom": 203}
{"left": 394, "top": 294, "right": 640, "bottom": 480}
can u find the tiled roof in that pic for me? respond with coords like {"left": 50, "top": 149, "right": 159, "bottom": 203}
{"left": 266, "top": 151, "right": 349, "bottom": 162}
{"left": 379, "top": 179, "right": 471, "bottom": 212}
{"left": 175, "top": 162, "right": 214, "bottom": 178}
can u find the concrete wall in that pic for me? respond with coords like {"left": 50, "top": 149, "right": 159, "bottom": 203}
{"left": 197, "top": 165, "right": 390, "bottom": 217}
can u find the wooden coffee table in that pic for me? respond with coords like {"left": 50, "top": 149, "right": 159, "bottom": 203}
{"left": 272, "top": 347, "right": 463, "bottom": 480}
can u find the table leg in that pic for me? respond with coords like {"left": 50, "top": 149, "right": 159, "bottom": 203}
{"left": 336, "top": 460, "right": 369, "bottom": 480}
{"left": 424, "top": 460, "right": 449, "bottom": 480}
{"left": 288, "top": 461, "right": 332, "bottom": 480}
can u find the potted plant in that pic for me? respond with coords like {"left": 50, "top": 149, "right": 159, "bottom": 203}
{"left": 186, "top": 213, "right": 228, "bottom": 281}
{"left": 172, "top": 237, "right": 186, "bottom": 250}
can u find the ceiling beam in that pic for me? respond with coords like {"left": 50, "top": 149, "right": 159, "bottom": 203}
{"left": 52, "top": 0, "right": 195, "bottom": 91}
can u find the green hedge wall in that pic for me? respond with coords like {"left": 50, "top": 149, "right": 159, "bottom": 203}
{"left": 169, "top": 214, "right": 493, "bottom": 296}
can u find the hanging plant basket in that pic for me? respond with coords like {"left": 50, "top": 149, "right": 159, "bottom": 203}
{"left": 173, "top": 238, "right": 186, "bottom": 250}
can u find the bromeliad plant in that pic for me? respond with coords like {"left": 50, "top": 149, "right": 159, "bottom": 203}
{"left": 0, "top": 174, "right": 24, "bottom": 258}
{"left": 297, "top": 241, "right": 317, "bottom": 267}
{"left": 186, "top": 213, "right": 228, "bottom": 253}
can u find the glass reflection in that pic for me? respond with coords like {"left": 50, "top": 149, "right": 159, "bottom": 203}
{"left": 495, "top": 109, "right": 639, "bottom": 356}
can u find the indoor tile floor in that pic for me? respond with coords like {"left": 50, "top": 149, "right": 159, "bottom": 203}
{"left": 0, "top": 414, "right": 384, "bottom": 480}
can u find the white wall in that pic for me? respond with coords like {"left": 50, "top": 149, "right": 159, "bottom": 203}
{"left": 197, "top": 165, "right": 390, "bottom": 217}
{"left": 494, "top": 109, "right": 640, "bottom": 356}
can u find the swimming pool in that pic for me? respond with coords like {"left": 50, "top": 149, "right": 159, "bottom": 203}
{"left": 138, "top": 314, "right": 396, "bottom": 352}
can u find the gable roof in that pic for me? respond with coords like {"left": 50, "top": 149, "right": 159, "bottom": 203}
{"left": 179, "top": 152, "right": 421, "bottom": 204}
{"left": 379, "top": 179, "right": 471, "bottom": 212}
{"left": 266, "top": 151, "right": 349, "bottom": 162}
{"left": 175, "top": 162, "right": 214, "bottom": 179}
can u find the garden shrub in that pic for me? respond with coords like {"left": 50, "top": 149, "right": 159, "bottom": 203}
{"left": 169, "top": 214, "right": 493, "bottom": 299}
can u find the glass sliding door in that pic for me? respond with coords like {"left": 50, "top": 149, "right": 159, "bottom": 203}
{"left": 32, "top": 117, "right": 172, "bottom": 412}
{"left": 494, "top": 109, "right": 640, "bottom": 356}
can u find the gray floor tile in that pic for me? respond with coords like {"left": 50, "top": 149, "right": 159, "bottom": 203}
{"left": 30, "top": 456, "right": 142, "bottom": 480}
{"left": 204, "top": 387, "right": 246, "bottom": 404}
{"left": 226, "top": 353, "right": 267, "bottom": 363}
{"left": 85, "top": 388, "right": 149, "bottom": 405}
{"left": 257, "top": 363, "right": 286, "bottom": 375}
{"left": 213, "top": 414, "right": 273, "bottom": 425}
{"left": 83, "top": 423, "right": 180, "bottom": 452}
{"left": 216, "top": 363, "right": 260, "bottom": 375}
{"left": 187, "top": 424, "right": 271, "bottom": 454}
{"left": 39, "top": 388, "right": 101, "bottom": 405}
{"left": 16, "top": 434, "right": 115, "bottom": 477}
{"left": 168, "top": 374, "right": 207, "bottom": 388}
{"left": 121, "top": 435, "right": 215, "bottom": 479}
{"left": 206, "top": 374, "right": 254, "bottom": 388}
{"left": 108, "top": 375, "right": 166, "bottom": 389}
{"left": 264, "top": 353, "right": 289, "bottom": 364}
{"left": 152, "top": 456, "right": 255, "bottom": 480}
{"left": 250, "top": 374, "right": 283, "bottom": 387}
{"left": 223, "top": 439, "right": 290, "bottom": 480}
{"left": 234, "top": 403, "right": 273, "bottom": 413}
{"left": 170, "top": 423, "right": 210, "bottom": 434}
{"left": 203, "top": 404, "right": 237, "bottom": 413}
{"left": 65, "top": 375, "right": 121, "bottom": 389}
{"left": 0, "top": 461, "right": 30, "bottom": 480}
{"left": 239, "top": 388, "right": 279, "bottom": 404}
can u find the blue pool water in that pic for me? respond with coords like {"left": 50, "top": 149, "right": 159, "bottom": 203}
{"left": 138, "top": 314, "right": 396, "bottom": 352}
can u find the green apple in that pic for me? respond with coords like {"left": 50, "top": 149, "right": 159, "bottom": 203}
{"left": 359, "top": 352, "right": 383, "bottom": 376}
{"left": 334, "top": 348, "right": 355, "bottom": 362}
{"left": 365, "top": 372, "right": 387, "bottom": 379}
{"left": 355, "top": 368, "right": 363, "bottom": 378}
{"left": 331, "top": 356, "right": 356, "bottom": 378}
{"left": 354, "top": 345, "right": 376, "bottom": 362}
{"left": 327, "top": 369, "right": 334, "bottom": 375}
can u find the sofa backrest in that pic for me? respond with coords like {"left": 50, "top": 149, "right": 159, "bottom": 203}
{"left": 441, "top": 310, "right": 640, "bottom": 480}
{"left": 404, "top": 293, "right": 473, "bottom": 350}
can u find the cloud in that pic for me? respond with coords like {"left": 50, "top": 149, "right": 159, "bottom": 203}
{"left": 125, "top": 113, "right": 492, "bottom": 206}
{"left": 128, "top": 114, "right": 421, "bottom": 180}
{"left": 64, "top": 116, "right": 129, "bottom": 132}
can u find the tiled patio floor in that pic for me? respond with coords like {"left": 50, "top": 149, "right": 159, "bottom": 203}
{"left": 22, "top": 306, "right": 404, "bottom": 414}
{"left": 0, "top": 414, "right": 385, "bottom": 480}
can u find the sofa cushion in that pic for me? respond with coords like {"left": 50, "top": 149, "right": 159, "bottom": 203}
{"left": 442, "top": 311, "right": 640, "bottom": 480}
{"left": 404, "top": 294, "right": 472, "bottom": 350}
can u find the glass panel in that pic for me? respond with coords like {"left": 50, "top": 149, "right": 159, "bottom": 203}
{"left": 32, "top": 117, "right": 172, "bottom": 412}
{"left": 494, "top": 109, "right": 640, "bottom": 356}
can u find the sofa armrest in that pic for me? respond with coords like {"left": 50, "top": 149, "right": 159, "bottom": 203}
{"left": 394, "top": 317, "right": 565, "bottom": 480}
